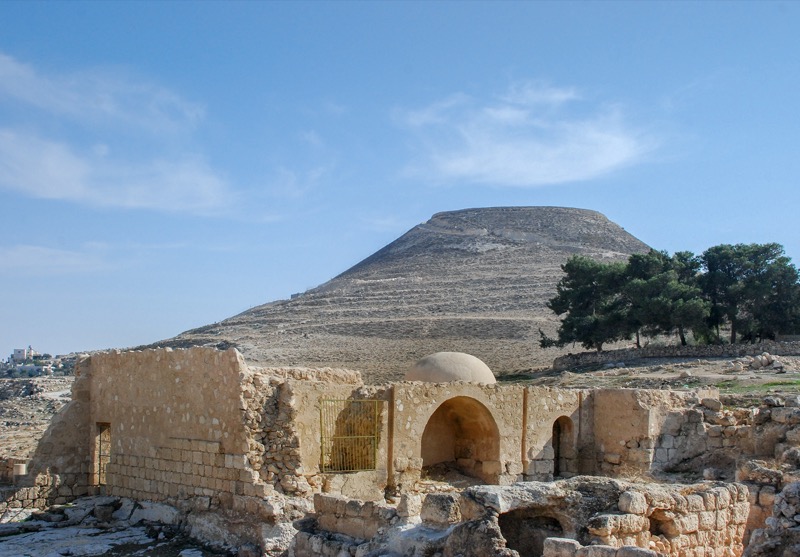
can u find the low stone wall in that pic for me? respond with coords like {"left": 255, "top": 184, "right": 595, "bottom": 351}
{"left": 589, "top": 483, "right": 749, "bottom": 556}
{"left": 293, "top": 493, "right": 400, "bottom": 557}
{"left": 312, "top": 493, "right": 397, "bottom": 540}
{"left": 0, "top": 485, "right": 46, "bottom": 519}
{"left": 552, "top": 341, "right": 800, "bottom": 371}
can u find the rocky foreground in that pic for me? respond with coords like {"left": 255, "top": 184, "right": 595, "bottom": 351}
{"left": 0, "top": 496, "right": 228, "bottom": 556}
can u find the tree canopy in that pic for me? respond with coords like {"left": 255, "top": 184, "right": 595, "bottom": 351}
{"left": 541, "top": 243, "right": 800, "bottom": 351}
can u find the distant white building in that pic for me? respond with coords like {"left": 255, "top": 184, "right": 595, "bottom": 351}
{"left": 11, "top": 346, "right": 38, "bottom": 362}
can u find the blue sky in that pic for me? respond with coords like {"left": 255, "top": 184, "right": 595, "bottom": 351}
{"left": 1, "top": 1, "right": 798, "bottom": 357}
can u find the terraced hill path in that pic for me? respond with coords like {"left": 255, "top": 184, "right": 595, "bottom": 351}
{"left": 155, "top": 207, "right": 650, "bottom": 384}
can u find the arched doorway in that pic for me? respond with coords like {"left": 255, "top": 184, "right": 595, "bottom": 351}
{"left": 552, "top": 416, "right": 576, "bottom": 478}
{"left": 420, "top": 396, "right": 501, "bottom": 484}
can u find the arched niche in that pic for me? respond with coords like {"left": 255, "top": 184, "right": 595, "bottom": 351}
{"left": 420, "top": 396, "right": 501, "bottom": 484}
{"left": 552, "top": 415, "right": 577, "bottom": 478}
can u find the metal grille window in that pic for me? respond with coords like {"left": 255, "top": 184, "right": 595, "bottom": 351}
{"left": 320, "top": 399, "right": 381, "bottom": 472}
{"left": 96, "top": 423, "right": 110, "bottom": 486}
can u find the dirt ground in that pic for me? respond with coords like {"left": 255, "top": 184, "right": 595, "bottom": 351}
{"left": 0, "top": 377, "right": 72, "bottom": 460}
{"left": 504, "top": 354, "right": 800, "bottom": 408}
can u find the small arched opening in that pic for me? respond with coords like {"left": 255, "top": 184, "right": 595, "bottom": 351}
{"left": 499, "top": 509, "right": 566, "bottom": 557}
{"left": 552, "top": 416, "right": 576, "bottom": 478}
{"left": 420, "top": 396, "right": 501, "bottom": 484}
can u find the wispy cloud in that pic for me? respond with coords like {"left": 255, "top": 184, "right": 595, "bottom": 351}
{"left": 398, "top": 81, "right": 654, "bottom": 187}
{"left": 0, "top": 129, "right": 231, "bottom": 214}
{"left": 0, "top": 52, "right": 232, "bottom": 215}
{"left": 0, "top": 53, "right": 203, "bottom": 133}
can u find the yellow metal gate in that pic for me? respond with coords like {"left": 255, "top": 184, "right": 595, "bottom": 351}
{"left": 319, "top": 399, "right": 381, "bottom": 472}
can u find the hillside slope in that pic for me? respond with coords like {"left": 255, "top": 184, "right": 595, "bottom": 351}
{"left": 155, "top": 207, "right": 650, "bottom": 383}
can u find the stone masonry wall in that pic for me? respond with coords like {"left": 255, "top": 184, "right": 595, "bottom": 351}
{"left": 587, "top": 483, "right": 749, "bottom": 556}
{"left": 524, "top": 387, "right": 591, "bottom": 480}
{"left": 238, "top": 367, "right": 392, "bottom": 501}
{"left": 0, "top": 347, "right": 295, "bottom": 526}
{"left": 592, "top": 388, "right": 717, "bottom": 476}
{"left": 626, "top": 392, "right": 800, "bottom": 544}
{"left": 239, "top": 367, "right": 367, "bottom": 497}
{"left": 552, "top": 341, "right": 800, "bottom": 371}
{"left": 88, "top": 348, "right": 256, "bottom": 509}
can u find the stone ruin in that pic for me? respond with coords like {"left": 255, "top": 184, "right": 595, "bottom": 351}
{"left": 1, "top": 347, "right": 799, "bottom": 556}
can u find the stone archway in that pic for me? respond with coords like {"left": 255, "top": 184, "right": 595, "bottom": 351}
{"left": 552, "top": 415, "right": 576, "bottom": 478}
{"left": 420, "top": 396, "right": 501, "bottom": 484}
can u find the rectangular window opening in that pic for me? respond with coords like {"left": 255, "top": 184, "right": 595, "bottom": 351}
{"left": 95, "top": 422, "right": 111, "bottom": 487}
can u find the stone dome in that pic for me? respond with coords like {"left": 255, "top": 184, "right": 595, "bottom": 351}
{"left": 405, "top": 352, "right": 496, "bottom": 384}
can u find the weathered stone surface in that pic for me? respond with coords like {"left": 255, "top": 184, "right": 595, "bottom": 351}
{"left": 129, "top": 501, "right": 179, "bottom": 525}
{"left": 543, "top": 537, "right": 581, "bottom": 557}
{"left": 619, "top": 491, "right": 648, "bottom": 515}
{"left": 397, "top": 493, "right": 422, "bottom": 518}
{"left": 744, "top": 482, "right": 800, "bottom": 557}
{"left": 702, "top": 398, "right": 723, "bottom": 412}
{"left": 421, "top": 493, "right": 461, "bottom": 528}
{"left": 94, "top": 503, "right": 114, "bottom": 522}
{"left": 443, "top": 515, "right": 517, "bottom": 557}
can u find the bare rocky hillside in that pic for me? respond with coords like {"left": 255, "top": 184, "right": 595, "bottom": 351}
{"left": 154, "top": 207, "right": 651, "bottom": 383}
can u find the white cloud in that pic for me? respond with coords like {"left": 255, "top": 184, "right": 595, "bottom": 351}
{"left": 0, "top": 52, "right": 233, "bottom": 215}
{"left": 0, "top": 129, "right": 231, "bottom": 214}
{"left": 0, "top": 53, "right": 203, "bottom": 133}
{"left": 399, "top": 81, "right": 654, "bottom": 187}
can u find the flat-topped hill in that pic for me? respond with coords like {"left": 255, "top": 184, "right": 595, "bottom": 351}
{"left": 154, "top": 207, "right": 650, "bottom": 383}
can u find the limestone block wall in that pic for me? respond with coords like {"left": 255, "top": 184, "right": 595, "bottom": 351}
{"left": 390, "top": 382, "right": 524, "bottom": 489}
{"left": 293, "top": 494, "right": 401, "bottom": 557}
{"left": 652, "top": 400, "right": 752, "bottom": 474}
{"left": 86, "top": 348, "right": 257, "bottom": 508}
{"left": 524, "top": 387, "right": 592, "bottom": 480}
{"left": 586, "top": 483, "right": 749, "bottom": 556}
{"left": 592, "top": 389, "right": 715, "bottom": 475}
{"left": 239, "top": 367, "right": 368, "bottom": 496}
{"left": 313, "top": 493, "right": 397, "bottom": 539}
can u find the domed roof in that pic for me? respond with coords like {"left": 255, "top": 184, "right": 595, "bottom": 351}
{"left": 405, "top": 352, "right": 496, "bottom": 384}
